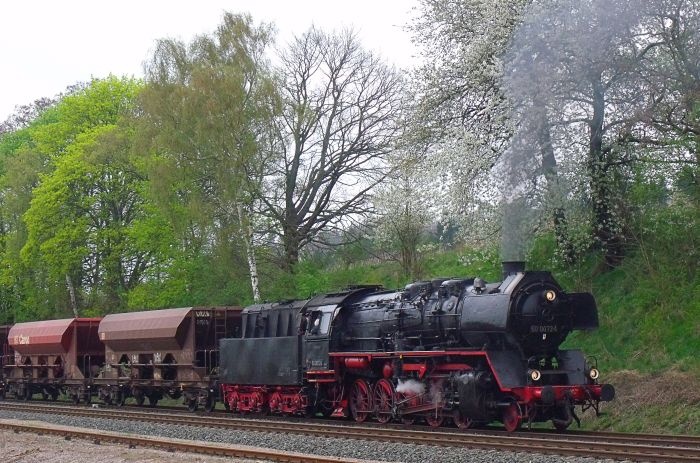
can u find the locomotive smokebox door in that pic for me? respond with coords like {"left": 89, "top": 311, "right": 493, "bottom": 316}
{"left": 303, "top": 306, "right": 334, "bottom": 371}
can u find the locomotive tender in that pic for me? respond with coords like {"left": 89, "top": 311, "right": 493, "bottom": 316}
{"left": 219, "top": 262, "right": 614, "bottom": 431}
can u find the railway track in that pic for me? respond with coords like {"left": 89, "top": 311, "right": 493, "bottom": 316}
{"left": 1, "top": 401, "right": 698, "bottom": 462}
{"left": 0, "top": 419, "right": 362, "bottom": 463}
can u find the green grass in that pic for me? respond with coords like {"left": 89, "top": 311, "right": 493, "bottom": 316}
{"left": 579, "top": 369, "right": 700, "bottom": 434}
{"left": 583, "top": 402, "right": 700, "bottom": 434}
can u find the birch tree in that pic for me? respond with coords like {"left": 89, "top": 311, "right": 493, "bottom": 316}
{"left": 141, "top": 13, "right": 279, "bottom": 302}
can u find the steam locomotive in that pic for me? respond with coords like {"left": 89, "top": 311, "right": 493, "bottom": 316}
{"left": 219, "top": 261, "right": 614, "bottom": 431}
{"left": 1, "top": 262, "right": 614, "bottom": 431}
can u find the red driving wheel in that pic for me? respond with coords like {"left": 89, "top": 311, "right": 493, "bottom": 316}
{"left": 425, "top": 410, "right": 444, "bottom": 428}
{"left": 503, "top": 402, "right": 522, "bottom": 432}
{"left": 373, "top": 379, "right": 394, "bottom": 424}
{"left": 349, "top": 379, "right": 373, "bottom": 423}
{"left": 452, "top": 409, "right": 473, "bottom": 429}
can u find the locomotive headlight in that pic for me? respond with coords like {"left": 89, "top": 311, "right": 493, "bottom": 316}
{"left": 544, "top": 290, "right": 557, "bottom": 302}
{"left": 529, "top": 369, "right": 542, "bottom": 381}
{"left": 589, "top": 368, "right": 600, "bottom": 380}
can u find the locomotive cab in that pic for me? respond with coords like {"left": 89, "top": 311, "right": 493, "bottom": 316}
{"left": 304, "top": 305, "right": 337, "bottom": 371}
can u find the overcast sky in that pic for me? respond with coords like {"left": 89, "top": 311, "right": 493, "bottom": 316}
{"left": 0, "top": 0, "right": 419, "bottom": 122}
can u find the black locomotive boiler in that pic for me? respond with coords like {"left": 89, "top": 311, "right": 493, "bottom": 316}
{"left": 219, "top": 262, "right": 614, "bottom": 431}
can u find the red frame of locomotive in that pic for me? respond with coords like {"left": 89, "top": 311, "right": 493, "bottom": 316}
{"left": 220, "top": 349, "right": 608, "bottom": 430}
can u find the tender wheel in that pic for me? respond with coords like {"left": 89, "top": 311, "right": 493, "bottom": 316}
{"left": 502, "top": 402, "right": 521, "bottom": 432}
{"left": 452, "top": 409, "right": 472, "bottom": 429}
{"left": 373, "top": 379, "right": 394, "bottom": 424}
{"left": 349, "top": 379, "right": 372, "bottom": 423}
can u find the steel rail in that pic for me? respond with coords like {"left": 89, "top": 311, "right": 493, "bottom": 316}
{"left": 7, "top": 398, "right": 698, "bottom": 447}
{"left": 0, "top": 420, "right": 364, "bottom": 463}
{"left": 1, "top": 401, "right": 698, "bottom": 462}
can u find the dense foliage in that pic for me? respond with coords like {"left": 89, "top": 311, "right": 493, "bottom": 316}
{"left": 0, "top": 4, "right": 697, "bottom": 374}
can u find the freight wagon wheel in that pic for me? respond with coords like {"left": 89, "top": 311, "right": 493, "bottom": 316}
{"left": 452, "top": 409, "right": 472, "bottom": 429}
{"left": 349, "top": 379, "right": 372, "bottom": 423}
{"left": 373, "top": 379, "right": 394, "bottom": 424}
{"left": 23, "top": 388, "right": 32, "bottom": 401}
{"left": 187, "top": 398, "right": 198, "bottom": 412}
{"left": 135, "top": 394, "right": 145, "bottom": 406}
{"left": 502, "top": 402, "right": 521, "bottom": 432}
{"left": 148, "top": 395, "right": 159, "bottom": 407}
{"left": 204, "top": 396, "right": 216, "bottom": 413}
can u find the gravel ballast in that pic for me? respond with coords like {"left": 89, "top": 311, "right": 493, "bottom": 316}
{"left": 0, "top": 422, "right": 262, "bottom": 463}
{"left": 0, "top": 409, "right": 629, "bottom": 463}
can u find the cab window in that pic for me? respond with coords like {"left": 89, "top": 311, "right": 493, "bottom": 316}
{"left": 308, "top": 311, "right": 332, "bottom": 336}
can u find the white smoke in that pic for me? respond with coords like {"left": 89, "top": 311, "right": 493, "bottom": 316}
{"left": 429, "top": 381, "right": 444, "bottom": 406}
{"left": 395, "top": 379, "right": 425, "bottom": 396}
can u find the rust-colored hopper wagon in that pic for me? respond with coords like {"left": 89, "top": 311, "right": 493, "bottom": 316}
{"left": 5, "top": 318, "right": 104, "bottom": 402}
{"left": 97, "top": 306, "right": 242, "bottom": 411}
{"left": 0, "top": 325, "right": 13, "bottom": 399}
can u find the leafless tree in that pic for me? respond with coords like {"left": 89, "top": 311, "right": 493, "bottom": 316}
{"left": 261, "top": 28, "right": 405, "bottom": 271}
{"left": 0, "top": 97, "right": 56, "bottom": 135}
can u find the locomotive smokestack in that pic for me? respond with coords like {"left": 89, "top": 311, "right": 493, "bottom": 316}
{"left": 502, "top": 261, "right": 525, "bottom": 278}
